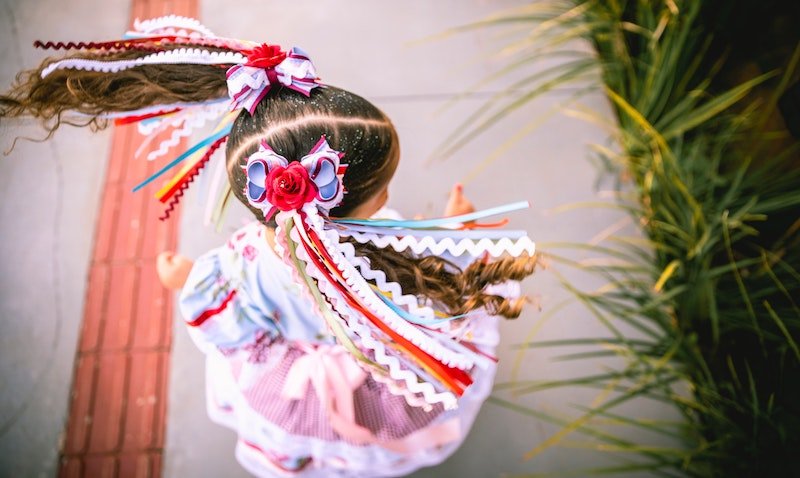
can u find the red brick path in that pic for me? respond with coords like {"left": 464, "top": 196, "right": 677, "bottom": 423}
{"left": 58, "top": 0, "right": 198, "bottom": 475}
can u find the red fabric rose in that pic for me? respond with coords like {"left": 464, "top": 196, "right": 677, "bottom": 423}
{"left": 265, "top": 162, "right": 318, "bottom": 211}
{"left": 245, "top": 44, "right": 288, "bottom": 69}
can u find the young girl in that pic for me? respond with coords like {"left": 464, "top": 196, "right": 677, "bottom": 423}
{"left": 1, "top": 16, "right": 536, "bottom": 477}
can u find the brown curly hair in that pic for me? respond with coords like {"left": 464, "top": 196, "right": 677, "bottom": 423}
{"left": 0, "top": 46, "right": 537, "bottom": 318}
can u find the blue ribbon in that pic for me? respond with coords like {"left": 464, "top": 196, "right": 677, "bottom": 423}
{"left": 327, "top": 223, "right": 528, "bottom": 240}
{"left": 132, "top": 124, "right": 232, "bottom": 192}
{"left": 375, "top": 290, "right": 467, "bottom": 325}
{"left": 331, "top": 201, "right": 530, "bottom": 228}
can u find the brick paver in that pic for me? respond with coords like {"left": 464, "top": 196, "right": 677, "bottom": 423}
{"left": 58, "top": 0, "right": 198, "bottom": 475}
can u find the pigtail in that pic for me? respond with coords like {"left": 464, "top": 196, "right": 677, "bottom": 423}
{"left": 0, "top": 48, "right": 234, "bottom": 136}
{"left": 0, "top": 17, "right": 258, "bottom": 218}
{"left": 352, "top": 239, "right": 539, "bottom": 320}
{"left": 0, "top": 15, "right": 253, "bottom": 138}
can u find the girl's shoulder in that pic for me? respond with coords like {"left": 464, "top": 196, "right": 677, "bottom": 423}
{"left": 208, "top": 220, "right": 286, "bottom": 287}
{"left": 222, "top": 221, "right": 270, "bottom": 259}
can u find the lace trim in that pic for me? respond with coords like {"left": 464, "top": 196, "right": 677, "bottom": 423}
{"left": 41, "top": 49, "right": 246, "bottom": 77}
{"left": 340, "top": 230, "right": 536, "bottom": 257}
{"left": 133, "top": 15, "right": 216, "bottom": 37}
{"left": 305, "top": 209, "right": 474, "bottom": 371}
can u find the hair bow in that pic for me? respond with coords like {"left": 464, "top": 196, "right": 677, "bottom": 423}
{"left": 227, "top": 45, "right": 319, "bottom": 115}
{"left": 245, "top": 136, "right": 347, "bottom": 220}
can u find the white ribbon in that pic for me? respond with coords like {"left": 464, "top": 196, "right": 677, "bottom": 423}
{"left": 226, "top": 46, "right": 319, "bottom": 114}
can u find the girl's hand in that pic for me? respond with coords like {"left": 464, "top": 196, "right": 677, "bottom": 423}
{"left": 444, "top": 183, "right": 475, "bottom": 217}
{"left": 156, "top": 251, "right": 194, "bottom": 290}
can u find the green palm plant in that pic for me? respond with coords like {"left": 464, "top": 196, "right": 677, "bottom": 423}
{"left": 439, "top": 1, "right": 800, "bottom": 476}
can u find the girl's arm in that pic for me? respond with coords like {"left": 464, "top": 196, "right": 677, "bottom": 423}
{"left": 444, "top": 183, "right": 476, "bottom": 216}
{"left": 156, "top": 251, "right": 194, "bottom": 289}
{"left": 175, "top": 230, "right": 281, "bottom": 350}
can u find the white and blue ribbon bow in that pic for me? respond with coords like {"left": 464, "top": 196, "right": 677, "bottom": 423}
{"left": 226, "top": 47, "right": 319, "bottom": 115}
{"left": 245, "top": 136, "right": 346, "bottom": 220}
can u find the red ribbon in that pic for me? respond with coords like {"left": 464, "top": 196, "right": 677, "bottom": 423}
{"left": 297, "top": 214, "right": 473, "bottom": 396}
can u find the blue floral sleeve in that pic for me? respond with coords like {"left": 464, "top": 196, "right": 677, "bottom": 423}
{"left": 179, "top": 244, "right": 279, "bottom": 350}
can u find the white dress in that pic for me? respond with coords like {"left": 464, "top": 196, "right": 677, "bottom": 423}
{"left": 179, "top": 218, "right": 511, "bottom": 477}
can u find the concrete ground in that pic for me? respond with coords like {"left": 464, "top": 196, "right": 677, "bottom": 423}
{"left": 0, "top": 1, "right": 127, "bottom": 476}
{"left": 0, "top": 1, "right": 679, "bottom": 477}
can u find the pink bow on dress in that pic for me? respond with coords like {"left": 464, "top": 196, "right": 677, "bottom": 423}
{"left": 281, "top": 343, "right": 463, "bottom": 453}
{"left": 281, "top": 344, "right": 374, "bottom": 444}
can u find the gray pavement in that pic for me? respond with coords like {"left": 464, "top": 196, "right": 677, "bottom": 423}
{"left": 0, "top": 1, "right": 128, "bottom": 476}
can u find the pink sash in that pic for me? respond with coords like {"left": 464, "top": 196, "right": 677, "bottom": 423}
{"left": 281, "top": 343, "right": 461, "bottom": 453}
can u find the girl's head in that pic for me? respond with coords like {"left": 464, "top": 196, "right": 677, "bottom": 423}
{"left": 226, "top": 86, "right": 399, "bottom": 222}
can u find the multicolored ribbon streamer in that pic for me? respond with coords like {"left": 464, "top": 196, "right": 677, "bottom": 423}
{"left": 332, "top": 201, "right": 531, "bottom": 228}
{"left": 132, "top": 124, "right": 232, "bottom": 192}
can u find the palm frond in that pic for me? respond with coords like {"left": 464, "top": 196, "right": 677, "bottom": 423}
{"left": 446, "top": 0, "right": 800, "bottom": 476}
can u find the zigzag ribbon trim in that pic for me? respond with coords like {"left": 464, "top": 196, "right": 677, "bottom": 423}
{"left": 343, "top": 251, "right": 436, "bottom": 322}
{"left": 136, "top": 112, "right": 183, "bottom": 143}
{"left": 133, "top": 15, "right": 216, "bottom": 37}
{"left": 146, "top": 102, "right": 228, "bottom": 161}
{"left": 342, "top": 245, "right": 495, "bottom": 370}
{"left": 304, "top": 209, "right": 475, "bottom": 371}
{"left": 35, "top": 36, "right": 247, "bottom": 54}
{"left": 341, "top": 231, "right": 536, "bottom": 258}
{"left": 136, "top": 112, "right": 188, "bottom": 156}
{"left": 282, "top": 215, "right": 461, "bottom": 409}
{"left": 132, "top": 124, "right": 232, "bottom": 192}
{"left": 41, "top": 49, "right": 246, "bottom": 77}
{"left": 33, "top": 39, "right": 171, "bottom": 51}
{"left": 158, "top": 135, "right": 228, "bottom": 221}
{"left": 272, "top": 217, "right": 436, "bottom": 410}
